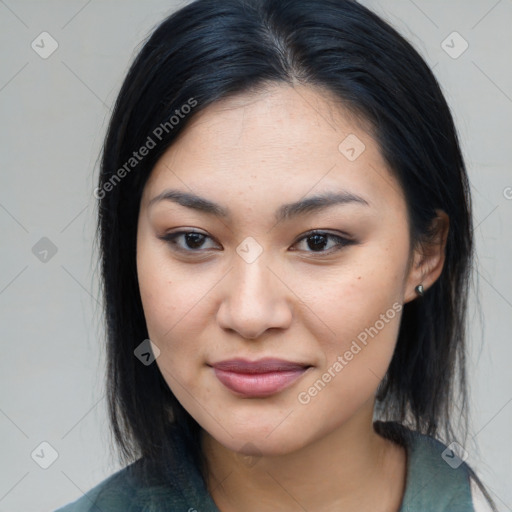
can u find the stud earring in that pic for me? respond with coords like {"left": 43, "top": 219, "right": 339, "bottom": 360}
{"left": 415, "top": 284, "right": 424, "bottom": 296}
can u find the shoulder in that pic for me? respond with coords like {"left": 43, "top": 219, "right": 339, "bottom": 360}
{"left": 53, "top": 435, "right": 215, "bottom": 512}
{"left": 53, "top": 424, "right": 219, "bottom": 511}
{"left": 53, "top": 459, "right": 149, "bottom": 511}
{"left": 375, "top": 421, "right": 494, "bottom": 512}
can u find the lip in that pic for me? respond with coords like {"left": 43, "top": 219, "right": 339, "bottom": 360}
{"left": 210, "top": 358, "right": 312, "bottom": 397}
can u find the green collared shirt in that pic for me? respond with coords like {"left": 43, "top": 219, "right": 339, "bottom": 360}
{"left": 55, "top": 421, "right": 484, "bottom": 511}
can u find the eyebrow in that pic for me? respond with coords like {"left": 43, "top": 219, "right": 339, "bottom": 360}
{"left": 148, "top": 188, "right": 369, "bottom": 223}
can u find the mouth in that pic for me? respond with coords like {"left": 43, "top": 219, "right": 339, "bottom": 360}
{"left": 209, "top": 358, "right": 312, "bottom": 398}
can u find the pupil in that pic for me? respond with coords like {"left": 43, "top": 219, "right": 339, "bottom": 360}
{"left": 308, "top": 234, "right": 327, "bottom": 251}
{"left": 186, "top": 233, "right": 205, "bottom": 248}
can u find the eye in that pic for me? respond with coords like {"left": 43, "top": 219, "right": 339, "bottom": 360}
{"left": 159, "top": 229, "right": 354, "bottom": 256}
{"left": 159, "top": 230, "right": 220, "bottom": 253}
{"left": 291, "top": 230, "right": 354, "bottom": 255}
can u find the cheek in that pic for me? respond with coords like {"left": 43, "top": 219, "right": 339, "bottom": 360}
{"left": 137, "top": 231, "right": 200, "bottom": 338}
{"left": 290, "top": 242, "right": 407, "bottom": 402}
{"left": 138, "top": 270, "right": 210, "bottom": 406}
{"left": 294, "top": 270, "right": 403, "bottom": 431}
{"left": 138, "top": 268, "right": 201, "bottom": 350}
{"left": 294, "top": 254, "right": 406, "bottom": 349}
{"left": 136, "top": 246, "right": 217, "bottom": 394}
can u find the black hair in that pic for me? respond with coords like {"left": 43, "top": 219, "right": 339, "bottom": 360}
{"left": 95, "top": 0, "right": 495, "bottom": 508}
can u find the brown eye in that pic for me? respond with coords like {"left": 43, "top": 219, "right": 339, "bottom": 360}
{"left": 180, "top": 232, "right": 207, "bottom": 249}
{"left": 292, "top": 230, "right": 354, "bottom": 255}
{"left": 159, "top": 230, "right": 220, "bottom": 253}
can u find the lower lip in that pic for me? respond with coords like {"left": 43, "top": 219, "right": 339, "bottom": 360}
{"left": 212, "top": 367, "right": 309, "bottom": 397}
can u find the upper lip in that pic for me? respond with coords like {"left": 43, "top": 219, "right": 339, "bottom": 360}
{"left": 210, "top": 358, "right": 311, "bottom": 374}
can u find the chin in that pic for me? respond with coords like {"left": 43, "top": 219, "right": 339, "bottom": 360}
{"left": 204, "top": 421, "right": 312, "bottom": 457}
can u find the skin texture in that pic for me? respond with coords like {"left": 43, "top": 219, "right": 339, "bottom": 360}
{"left": 136, "top": 83, "right": 449, "bottom": 511}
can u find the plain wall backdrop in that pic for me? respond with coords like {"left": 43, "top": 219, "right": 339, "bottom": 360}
{"left": 0, "top": 1, "right": 510, "bottom": 510}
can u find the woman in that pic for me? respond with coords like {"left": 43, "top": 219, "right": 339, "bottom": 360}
{"left": 56, "top": 0, "right": 497, "bottom": 510}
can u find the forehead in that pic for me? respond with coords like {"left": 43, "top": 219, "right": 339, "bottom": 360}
{"left": 169, "top": 83, "right": 371, "bottom": 159}
{"left": 141, "top": 83, "right": 406, "bottom": 217}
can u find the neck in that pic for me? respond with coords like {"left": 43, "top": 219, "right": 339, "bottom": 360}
{"left": 201, "top": 399, "right": 407, "bottom": 512}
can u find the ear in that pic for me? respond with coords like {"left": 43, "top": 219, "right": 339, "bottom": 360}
{"left": 403, "top": 209, "right": 450, "bottom": 303}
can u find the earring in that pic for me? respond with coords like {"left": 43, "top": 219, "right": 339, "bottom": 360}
{"left": 415, "top": 284, "right": 424, "bottom": 296}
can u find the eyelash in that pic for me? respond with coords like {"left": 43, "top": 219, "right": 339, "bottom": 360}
{"left": 158, "top": 229, "right": 354, "bottom": 257}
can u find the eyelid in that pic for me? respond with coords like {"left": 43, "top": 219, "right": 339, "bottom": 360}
{"left": 293, "top": 229, "right": 354, "bottom": 245}
{"left": 158, "top": 229, "right": 221, "bottom": 253}
{"left": 158, "top": 228, "right": 355, "bottom": 256}
{"left": 291, "top": 230, "right": 355, "bottom": 255}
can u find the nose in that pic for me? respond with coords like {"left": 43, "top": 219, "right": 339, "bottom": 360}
{"left": 216, "top": 253, "right": 293, "bottom": 340}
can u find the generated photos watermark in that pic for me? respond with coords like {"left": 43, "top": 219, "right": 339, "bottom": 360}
{"left": 298, "top": 302, "right": 403, "bottom": 404}
{"left": 94, "top": 97, "right": 198, "bottom": 200}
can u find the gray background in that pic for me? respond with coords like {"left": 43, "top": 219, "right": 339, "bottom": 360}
{"left": 0, "top": 1, "right": 510, "bottom": 511}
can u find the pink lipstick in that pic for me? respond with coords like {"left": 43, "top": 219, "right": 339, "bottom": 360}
{"left": 210, "top": 358, "right": 311, "bottom": 397}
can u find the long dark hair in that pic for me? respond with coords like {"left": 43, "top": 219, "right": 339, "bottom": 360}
{"left": 95, "top": 0, "right": 494, "bottom": 507}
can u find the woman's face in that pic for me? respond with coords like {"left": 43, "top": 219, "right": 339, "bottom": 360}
{"left": 136, "top": 84, "right": 419, "bottom": 455}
